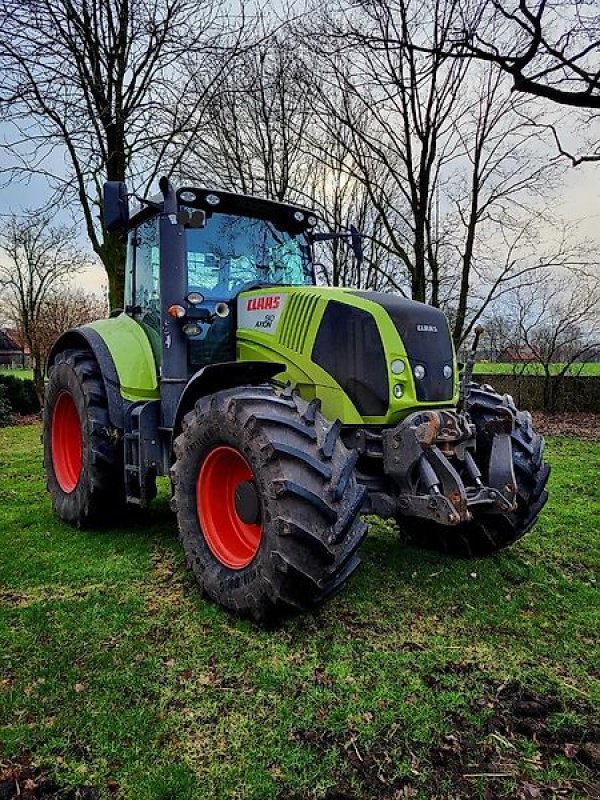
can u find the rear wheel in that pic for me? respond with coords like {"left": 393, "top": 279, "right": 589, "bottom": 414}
{"left": 43, "top": 348, "right": 124, "bottom": 526}
{"left": 171, "top": 385, "right": 368, "bottom": 622}
{"left": 398, "top": 384, "right": 550, "bottom": 556}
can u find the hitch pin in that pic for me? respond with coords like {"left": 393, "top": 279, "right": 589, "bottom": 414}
{"left": 418, "top": 456, "right": 442, "bottom": 495}
{"left": 464, "top": 450, "right": 484, "bottom": 488}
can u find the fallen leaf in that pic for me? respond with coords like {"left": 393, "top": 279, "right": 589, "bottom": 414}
{"left": 74, "top": 682, "right": 86, "bottom": 693}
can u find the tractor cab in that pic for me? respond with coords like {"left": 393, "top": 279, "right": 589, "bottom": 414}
{"left": 123, "top": 185, "right": 319, "bottom": 373}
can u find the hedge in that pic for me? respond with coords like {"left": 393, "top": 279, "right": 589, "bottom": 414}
{"left": 0, "top": 375, "right": 40, "bottom": 415}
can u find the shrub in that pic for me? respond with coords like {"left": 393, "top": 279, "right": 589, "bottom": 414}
{"left": 0, "top": 375, "right": 40, "bottom": 415}
{"left": 0, "top": 386, "right": 13, "bottom": 427}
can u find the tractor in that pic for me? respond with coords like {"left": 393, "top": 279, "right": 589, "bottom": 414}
{"left": 43, "top": 178, "right": 549, "bottom": 622}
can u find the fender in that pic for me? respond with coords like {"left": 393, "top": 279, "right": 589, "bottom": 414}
{"left": 47, "top": 314, "right": 159, "bottom": 430}
{"left": 47, "top": 326, "right": 126, "bottom": 429}
{"left": 173, "top": 360, "right": 285, "bottom": 438}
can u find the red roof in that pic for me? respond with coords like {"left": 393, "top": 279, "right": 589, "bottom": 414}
{"left": 2, "top": 328, "right": 31, "bottom": 355}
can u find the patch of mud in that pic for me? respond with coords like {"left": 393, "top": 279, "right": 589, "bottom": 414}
{"left": 278, "top": 680, "right": 600, "bottom": 800}
{"left": 532, "top": 411, "right": 600, "bottom": 441}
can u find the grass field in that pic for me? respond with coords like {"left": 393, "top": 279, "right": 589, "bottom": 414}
{"left": 0, "top": 425, "right": 598, "bottom": 799}
{"left": 0, "top": 368, "right": 33, "bottom": 380}
{"left": 474, "top": 363, "right": 600, "bottom": 376}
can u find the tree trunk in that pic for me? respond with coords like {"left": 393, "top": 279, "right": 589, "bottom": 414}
{"left": 543, "top": 371, "right": 554, "bottom": 412}
{"left": 98, "top": 231, "right": 127, "bottom": 310}
{"left": 32, "top": 352, "right": 44, "bottom": 407}
{"left": 412, "top": 227, "right": 427, "bottom": 303}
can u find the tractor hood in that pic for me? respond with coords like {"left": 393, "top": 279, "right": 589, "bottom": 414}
{"left": 350, "top": 291, "right": 455, "bottom": 404}
{"left": 236, "top": 286, "right": 458, "bottom": 425}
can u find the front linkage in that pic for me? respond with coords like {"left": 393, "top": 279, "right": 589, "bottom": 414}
{"left": 382, "top": 407, "right": 517, "bottom": 525}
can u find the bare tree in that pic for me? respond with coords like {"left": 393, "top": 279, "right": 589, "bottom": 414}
{"left": 399, "top": 0, "right": 600, "bottom": 110}
{"left": 300, "top": 0, "right": 587, "bottom": 343}
{"left": 0, "top": 214, "right": 91, "bottom": 399}
{"left": 306, "top": 113, "right": 407, "bottom": 291}
{"left": 305, "top": 0, "right": 470, "bottom": 304}
{"left": 186, "top": 33, "right": 314, "bottom": 202}
{"left": 397, "top": 0, "right": 600, "bottom": 164}
{"left": 34, "top": 288, "right": 108, "bottom": 383}
{"left": 0, "top": 0, "right": 244, "bottom": 307}
{"left": 510, "top": 273, "right": 600, "bottom": 409}
{"left": 479, "top": 309, "right": 515, "bottom": 361}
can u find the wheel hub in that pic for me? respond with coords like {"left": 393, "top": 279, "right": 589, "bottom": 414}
{"left": 234, "top": 480, "right": 261, "bottom": 525}
{"left": 51, "top": 390, "right": 82, "bottom": 493}
{"left": 196, "top": 446, "right": 263, "bottom": 569}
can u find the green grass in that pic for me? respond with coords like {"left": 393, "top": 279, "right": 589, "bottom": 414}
{"left": 474, "top": 362, "right": 600, "bottom": 376}
{"left": 0, "top": 368, "right": 33, "bottom": 380}
{"left": 1, "top": 426, "right": 598, "bottom": 799}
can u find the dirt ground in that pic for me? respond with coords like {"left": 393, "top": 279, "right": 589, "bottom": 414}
{"left": 532, "top": 412, "right": 600, "bottom": 441}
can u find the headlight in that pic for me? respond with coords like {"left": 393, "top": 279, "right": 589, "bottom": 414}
{"left": 182, "top": 322, "right": 201, "bottom": 337}
{"left": 391, "top": 359, "right": 405, "bottom": 375}
{"left": 293, "top": 211, "right": 305, "bottom": 222}
{"left": 186, "top": 291, "right": 204, "bottom": 305}
{"left": 443, "top": 365, "right": 452, "bottom": 379}
{"left": 205, "top": 193, "right": 220, "bottom": 206}
{"left": 413, "top": 364, "right": 426, "bottom": 380}
{"left": 393, "top": 384, "right": 404, "bottom": 399}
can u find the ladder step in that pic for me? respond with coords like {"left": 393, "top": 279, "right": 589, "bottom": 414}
{"left": 126, "top": 465, "right": 139, "bottom": 473}
{"left": 126, "top": 495, "right": 142, "bottom": 506}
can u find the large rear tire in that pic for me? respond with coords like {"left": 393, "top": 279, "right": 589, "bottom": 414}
{"left": 43, "top": 348, "right": 124, "bottom": 527}
{"left": 398, "top": 384, "right": 550, "bottom": 556}
{"left": 171, "top": 385, "right": 368, "bottom": 623}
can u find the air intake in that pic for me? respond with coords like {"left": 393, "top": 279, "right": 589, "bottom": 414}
{"left": 278, "top": 293, "right": 320, "bottom": 352}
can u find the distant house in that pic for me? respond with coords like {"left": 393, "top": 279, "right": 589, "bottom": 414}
{"left": 0, "top": 329, "right": 29, "bottom": 367}
{"left": 499, "top": 345, "right": 537, "bottom": 363}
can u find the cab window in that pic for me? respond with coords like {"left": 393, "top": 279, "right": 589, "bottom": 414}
{"left": 126, "top": 217, "right": 160, "bottom": 329}
{"left": 185, "top": 214, "right": 314, "bottom": 300}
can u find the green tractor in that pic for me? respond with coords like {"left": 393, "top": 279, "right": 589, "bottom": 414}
{"left": 43, "top": 178, "right": 549, "bottom": 622}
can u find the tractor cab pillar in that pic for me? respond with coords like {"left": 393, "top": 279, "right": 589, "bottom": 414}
{"left": 158, "top": 178, "right": 188, "bottom": 429}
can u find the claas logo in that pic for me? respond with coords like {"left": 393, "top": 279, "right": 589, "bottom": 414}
{"left": 246, "top": 295, "right": 281, "bottom": 311}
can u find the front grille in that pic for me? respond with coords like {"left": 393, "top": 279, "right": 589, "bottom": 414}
{"left": 312, "top": 300, "right": 389, "bottom": 416}
{"left": 352, "top": 292, "right": 455, "bottom": 403}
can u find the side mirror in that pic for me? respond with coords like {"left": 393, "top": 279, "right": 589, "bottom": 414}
{"left": 350, "top": 224, "right": 363, "bottom": 266}
{"left": 103, "top": 181, "right": 130, "bottom": 234}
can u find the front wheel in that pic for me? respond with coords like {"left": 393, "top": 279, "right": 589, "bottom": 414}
{"left": 171, "top": 385, "right": 367, "bottom": 622}
{"left": 398, "top": 385, "right": 550, "bottom": 556}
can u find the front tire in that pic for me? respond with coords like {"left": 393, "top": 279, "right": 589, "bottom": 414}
{"left": 43, "top": 348, "right": 124, "bottom": 526}
{"left": 171, "top": 385, "right": 368, "bottom": 622}
{"left": 399, "top": 384, "right": 550, "bottom": 556}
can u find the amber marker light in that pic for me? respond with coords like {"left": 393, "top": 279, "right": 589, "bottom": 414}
{"left": 168, "top": 304, "right": 186, "bottom": 318}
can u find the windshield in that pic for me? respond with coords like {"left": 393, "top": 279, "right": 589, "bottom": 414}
{"left": 185, "top": 213, "right": 314, "bottom": 300}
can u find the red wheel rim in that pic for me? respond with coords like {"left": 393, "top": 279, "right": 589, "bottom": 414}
{"left": 196, "top": 446, "right": 263, "bottom": 569}
{"left": 51, "top": 391, "right": 83, "bottom": 493}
